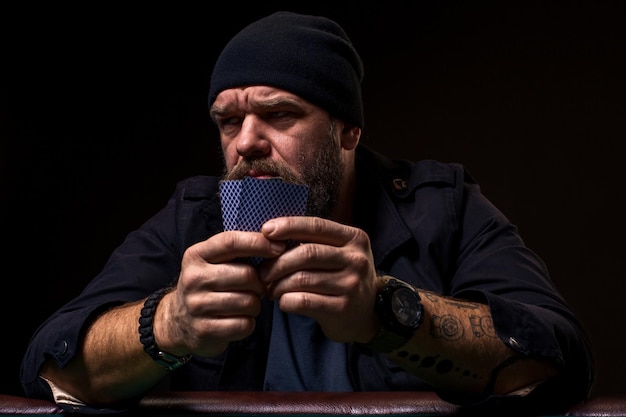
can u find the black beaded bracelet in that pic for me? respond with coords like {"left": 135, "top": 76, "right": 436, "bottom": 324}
{"left": 138, "top": 287, "right": 192, "bottom": 371}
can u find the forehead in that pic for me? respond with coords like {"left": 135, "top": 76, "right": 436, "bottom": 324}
{"left": 212, "top": 86, "right": 304, "bottom": 109}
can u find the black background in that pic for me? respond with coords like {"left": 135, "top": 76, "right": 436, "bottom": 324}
{"left": 2, "top": 1, "right": 625, "bottom": 398}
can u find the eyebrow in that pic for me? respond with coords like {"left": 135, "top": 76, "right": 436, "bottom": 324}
{"left": 257, "top": 96, "right": 302, "bottom": 108}
{"left": 209, "top": 105, "right": 231, "bottom": 121}
{"left": 210, "top": 96, "right": 304, "bottom": 120}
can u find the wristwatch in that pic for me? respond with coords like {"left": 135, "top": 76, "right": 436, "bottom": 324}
{"left": 361, "top": 277, "right": 424, "bottom": 353}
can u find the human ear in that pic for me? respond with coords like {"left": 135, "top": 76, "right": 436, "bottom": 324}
{"left": 340, "top": 123, "right": 361, "bottom": 150}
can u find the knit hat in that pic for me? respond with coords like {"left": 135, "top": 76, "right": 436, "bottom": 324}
{"left": 208, "top": 11, "right": 364, "bottom": 128}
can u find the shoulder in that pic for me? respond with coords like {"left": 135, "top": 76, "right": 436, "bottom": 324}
{"left": 170, "top": 175, "right": 221, "bottom": 201}
{"left": 356, "top": 144, "right": 476, "bottom": 194}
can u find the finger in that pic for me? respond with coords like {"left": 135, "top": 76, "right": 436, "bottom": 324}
{"left": 196, "top": 317, "right": 258, "bottom": 341}
{"left": 186, "top": 289, "right": 264, "bottom": 317}
{"left": 261, "top": 216, "right": 361, "bottom": 247}
{"left": 276, "top": 291, "right": 348, "bottom": 320}
{"left": 181, "top": 254, "right": 263, "bottom": 290}
{"left": 272, "top": 288, "right": 376, "bottom": 344}
{"left": 266, "top": 269, "right": 349, "bottom": 298}
{"left": 185, "top": 316, "right": 258, "bottom": 356}
{"left": 189, "top": 231, "right": 286, "bottom": 264}
{"left": 259, "top": 238, "right": 373, "bottom": 286}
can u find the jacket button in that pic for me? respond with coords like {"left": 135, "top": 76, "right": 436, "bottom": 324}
{"left": 58, "top": 340, "right": 69, "bottom": 356}
{"left": 508, "top": 337, "right": 523, "bottom": 350}
{"left": 392, "top": 178, "right": 407, "bottom": 191}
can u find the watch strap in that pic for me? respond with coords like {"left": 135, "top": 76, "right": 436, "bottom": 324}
{"left": 360, "top": 326, "right": 412, "bottom": 353}
{"left": 138, "top": 287, "right": 192, "bottom": 371}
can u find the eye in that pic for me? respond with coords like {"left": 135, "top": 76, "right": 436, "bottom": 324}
{"left": 216, "top": 116, "right": 243, "bottom": 133}
{"left": 266, "top": 111, "right": 291, "bottom": 119}
{"left": 218, "top": 116, "right": 242, "bottom": 127}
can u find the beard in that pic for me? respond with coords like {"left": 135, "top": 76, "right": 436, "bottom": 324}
{"left": 222, "top": 129, "right": 343, "bottom": 218}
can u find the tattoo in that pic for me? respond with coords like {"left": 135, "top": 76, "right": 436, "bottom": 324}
{"left": 421, "top": 291, "right": 439, "bottom": 303}
{"left": 395, "top": 350, "right": 482, "bottom": 380}
{"left": 469, "top": 315, "right": 497, "bottom": 338}
{"left": 421, "top": 290, "right": 479, "bottom": 310}
{"left": 436, "top": 359, "right": 454, "bottom": 374}
{"left": 430, "top": 315, "right": 464, "bottom": 341}
{"left": 483, "top": 356, "right": 522, "bottom": 395}
{"left": 397, "top": 350, "right": 419, "bottom": 362}
{"left": 421, "top": 355, "right": 437, "bottom": 367}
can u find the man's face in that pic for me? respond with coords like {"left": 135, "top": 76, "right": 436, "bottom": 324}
{"left": 210, "top": 86, "right": 343, "bottom": 217}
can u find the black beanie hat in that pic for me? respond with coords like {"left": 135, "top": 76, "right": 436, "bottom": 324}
{"left": 208, "top": 11, "right": 364, "bottom": 128}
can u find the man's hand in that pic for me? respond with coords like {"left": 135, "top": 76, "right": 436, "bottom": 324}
{"left": 258, "top": 216, "right": 381, "bottom": 344}
{"left": 157, "top": 230, "right": 286, "bottom": 357}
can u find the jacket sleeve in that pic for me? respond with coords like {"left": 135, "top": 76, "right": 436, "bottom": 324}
{"left": 19, "top": 176, "right": 221, "bottom": 405}
{"left": 438, "top": 168, "right": 595, "bottom": 410}
{"left": 356, "top": 151, "right": 594, "bottom": 409}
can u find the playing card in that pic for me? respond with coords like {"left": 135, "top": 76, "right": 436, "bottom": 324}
{"left": 219, "top": 176, "right": 309, "bottom": 264}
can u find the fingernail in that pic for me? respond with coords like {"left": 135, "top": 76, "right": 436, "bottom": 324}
{"left": 270, "top": 240, "right": 285, "bottom": 253}
{"left": 263, "top": 220, "right": 275, "bottom": 235}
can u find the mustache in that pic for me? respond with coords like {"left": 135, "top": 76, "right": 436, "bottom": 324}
{"left": 223, "top": 158, "right": 302, "bottom": 184}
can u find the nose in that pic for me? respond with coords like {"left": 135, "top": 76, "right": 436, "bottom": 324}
{"left": 236, "top": 116, "right": 271, "bottom": 158}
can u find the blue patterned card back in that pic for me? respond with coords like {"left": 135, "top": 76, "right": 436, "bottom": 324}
{"left": 219, "top": 177, "right": 309, "bottom": 265}
{"left": 219, "top": 177, "right": 308, "bottom": 231}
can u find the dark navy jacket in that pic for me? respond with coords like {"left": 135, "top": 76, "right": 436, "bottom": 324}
{"left": 20, "top": 145, "right": 594, "bottom": 412}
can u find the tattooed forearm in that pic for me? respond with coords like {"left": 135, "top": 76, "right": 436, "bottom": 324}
{"left": 420, "top": 290, "right": 480, "bottom": 310}
{"left": 380, "top": 287, "right": 526, "bottom": 394}
{"left": 393, "top": 350, "right": 485, "bottom": 383}
{"left": 444, "top": 299, "right": 481, "bottom": 310}
{"left": 470, "top": 315, "right": 497, "bottom": 338}
{"left": 430, "top": 315, "right": 464, "bottom": 340}
{"left": 430, "top": 314, "right": 496, "bottom": 341}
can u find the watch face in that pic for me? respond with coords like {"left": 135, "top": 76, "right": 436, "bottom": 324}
{"left": 391, "top": 287, "right": 422, "bottom": 327}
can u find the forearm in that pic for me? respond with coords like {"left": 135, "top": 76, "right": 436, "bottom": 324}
{"left": 386, "top": 290, "right": 559, "bottom": 396}
{"left": 40, "top": 300, "right": 169, "bottom": 406}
